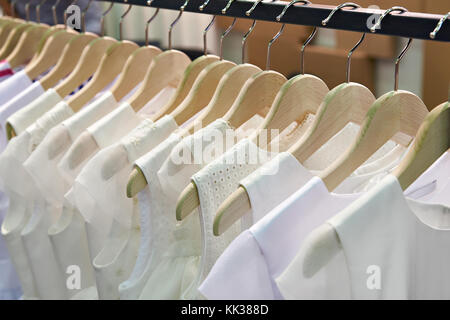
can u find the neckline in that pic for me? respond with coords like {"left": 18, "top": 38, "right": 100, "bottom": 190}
{"left": 389, "top": 175, "right": 450, "bottom": 232}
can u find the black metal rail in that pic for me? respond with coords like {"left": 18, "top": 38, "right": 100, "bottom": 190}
{"left": 97, "top": 0, "right": 450, "bottom": 42}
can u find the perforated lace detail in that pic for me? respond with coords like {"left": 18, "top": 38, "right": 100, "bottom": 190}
{"left": 186, "top": 139, "right": 275, "bottom": 298}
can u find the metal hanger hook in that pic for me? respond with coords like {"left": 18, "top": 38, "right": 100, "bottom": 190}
{"left": 276, "top": 0, "right": 310, "bottom": 22}
{"left": 36, "top": 0, "right": 48, "bottom": 24}
{"left": 321, "top": 3, "right": 365, "bottom": 83}
{"left": 119, "top": 4, "right": 132, "bottom": 41}
{"left": 370, "top": 6, "right": 408, "bottom": 33}
{"left": 300, "top": 27, "right": 317, "bottom": 74}
{"left": 81, "top": 0, "right": 93, "bottom": 32}
{"left": 11, "top": 0, "right": 17, "bottom": 17}
{"left": 100, "top": 2, "right": 114, "bottom": 36}
{"left": 64, "top": 0, "right": 78, "bottom": 28}
{"left": 321, "top": 2, "right": 360, "bottom": 26}
{"left": 199, "top": 0, "right": 211, "bottom": 11}
{"left": 145, "top": 2, "right": 159, "bottom": 46}
{"left": 25, "top": 0, "right": 33, "bottom": 22}
{"left": 222, "top": 0, "right": 235, "bottom": 15}
{"left": 168, "top": 0, "right": 190, "bottom": 50}
{"left": 52, "top": 0, "right": 61, "bottom": 25}
{"left": 203, "top": 15, "right": 216, "bottom": 56}
{"left": 243, "top": 0, "right": 277, "bottom": 64}
{"left": 220, "top": 17, "right": 236, "bottom": 60}
{"left": 394, "top": 38, "right": 413, "bottom": 91}
{"left": 430, "top": 12, "right": 449, "bottom": 39}
{"left": 267, "top": 0, "right": 310, "bottom": 71}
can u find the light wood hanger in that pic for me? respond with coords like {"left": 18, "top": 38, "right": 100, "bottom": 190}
{"left": 149, "top": 1, "right": 219, "bottom": 119}
{"left": 125, "top": 0, "right": 267, "bottom": 199}
{"left": 170, "top": 12, "right": 241, "bottom": 127}
{"left": 38, "top": 0, "right": 100, "bottom": 89}
{"left": 0, "top": 23, "right": 33, "bottom": 60}
{"left": 212, "top": 3, "right": 377, "bottom": 234}
{"left": 52, "top": 36, "right": 116, "bottom": 97}
{"left": 174, "top": 0, "right": 314, "bottom": 221}
{"left": 394, "top": 101, "right": 449, "bottom": 190}
{"left": 108, "top": 6, "right": 164, "bottom": 102}
{"left": 65, "top": 3, "right": 140, "bottom": 112}
{"left": 301, "top": 11, "right": 449, "bottom": 279}
{"left": 39, "top": 32, "right": 98, "bottom": 90}
{"left": 320, "top": 11, "right": 430, "bottom": 191}
{"left": 0, "top": 18, "right": 22, "bottom": 47}
{"left": 24, "top": 28, "right": 78, "bottom": 81}
{"left": 66, "top": 40, "right": 138, "bottom": 112}
{"left": 5, "top": 22, "right": 50, "bottom": 69}
{"left": 126, "top": 63, "right": 263, "bottom": 198}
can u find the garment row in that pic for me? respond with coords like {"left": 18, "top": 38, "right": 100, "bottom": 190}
{"left": 0, "top": 11, "right": 448, "bottom": 301}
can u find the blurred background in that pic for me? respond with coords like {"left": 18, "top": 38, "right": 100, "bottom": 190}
{"left": 3, "top": 0, "right": 450, "bottom": 110}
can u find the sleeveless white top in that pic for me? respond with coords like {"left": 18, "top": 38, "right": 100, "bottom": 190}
{"left": 0, "top": 101, "right": 74, "bottom": 299}
{"left": 197, "top": 144, "right": 405, "bottom": 300}
{"left": 0, "top": 81, "right": 45, "bottom": 300}
{"left": 122, "top": 117, "right": 262, "bottom": 300}
{"left": 277, "top": 152, "right": 450, "bottom": 300}
{"left": 72, "top": 115, "right": 178, "bottom": 300}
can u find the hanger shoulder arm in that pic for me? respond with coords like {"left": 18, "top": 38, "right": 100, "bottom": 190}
{"left": 150, "top": 54, "right": 219, "bottom": 120}
{"left": 55, "top": 37, "right": 117, "bottom": 99}
{"left": 25, "top": 30, "right": 77, "bottom": 80}
{"left": 214, "top": 186, "right": 251, "bottom": 236}
{"left": 67, "top": 131, "right": 99, "bottom": 170}
{"left": 128, "top": 50, "right": 192, "bottom": 112}
{"left": 301, "top": 223, "right": 342, "bottom": 278}
{"left": 110, "top": 45, "right": 162, "bottom": 101}
{"left": 394, "top": 102, "right": 450, "bottom": 190}
{"left": 172, "top": 60, "right": 236, "bottom": 125}
{"left": 320, "top": 90, "right": 429, "bottom": 192}
{"left": 176, "top": 182, "right": 200, "bottom": 221}
{"left": 40, "top": 33, "right": 98, "bottom": 90}
{"left": 289, "top": 83, "right": 376, "bottom": 164}
{"left": 126, "top": 167, "right": 148, "bottom": 198}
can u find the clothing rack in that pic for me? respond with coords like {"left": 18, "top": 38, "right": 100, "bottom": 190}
{"left": 97, "top": 0, "right": 450, "bottom": 42}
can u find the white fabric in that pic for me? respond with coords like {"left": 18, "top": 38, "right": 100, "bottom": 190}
{"left": 0, "top": 70, "right": 33, "bottom": 107}
{"left": 122, "top": 117, "right": 260, "bottom": 300}
{"left": 0, "top": 101, "right": 74, "bottom": 299}
{"left": 58, "top": 88, "right": 174, "bottom": 300}
{"left": 185, "top": 139, "right": 276, "bottom": 299}
{"left": 72, "top": 116, "right": 177, "bottom": 300}
{"left": 277, "top": 152, "right": 450, "bottom": 300}
{"left": 0, "top": 81, "right": 45, "bottom": 151}
{"left": 0, "top": 81, "right": 45, "bottom": 300}
{"left": 17, "top": 92, "right": 119, "bottom": 299}
{"left": 7, "top": 88, "right": 62, "bottom": 135}
{"left": 198, "top": 144, "right": 406, "bottom": 300}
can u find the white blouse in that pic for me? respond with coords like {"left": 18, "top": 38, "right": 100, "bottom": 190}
{"left": 277, "top": 152, "right": 450, "bottom": 300}
{"left": 198, "top": 144, "right": 406, "bottom": 300}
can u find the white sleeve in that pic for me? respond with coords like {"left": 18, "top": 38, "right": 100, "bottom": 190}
{"left": 198, "top": 230, "right": 275, "bottom": 300}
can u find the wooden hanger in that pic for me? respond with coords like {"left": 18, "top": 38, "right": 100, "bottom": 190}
{"left": 394, "top": 101, "right": 449, "bottom": 190}
{"left": 301, "top": 11, "right": 449, "bottom": 279}
{"left": 39, "top": 32, "right": 98, "bottom": 90}
{"left": 126, "top": 63, "right": 263, "bottom": 198}
{"left": 24, "top": 28, "right": 78, "bottom": 80}
{"left": 212, "top": 3, "right": 383, "bottom": 234}
{"left": 5, "top": 22, "right": 50, "bottom": 69}
{"left": 66, "top": 40, "right": 139, "bottom": 112}
{"left": 0, "top": 23, "right": 33, "bottom": 60}
{"left": 53, "top": 37, "right": 116, "bottom": 99}
{"left": 108, "top": 4, "right": 164, "bottom": 102}
{"left": 125, "top": 0, "right": 266, "bottom": 199}
{"left": 174, "top": 0, "right": 316, "bottom": 221}
{"left": 300, "top": 101, "right": 448, "bottom": 280}
{"left": 148, "top": 3, "right": 220, "bottom": 118}
{"left": 0, "top": 18, "right": 23, "bottom": 47}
